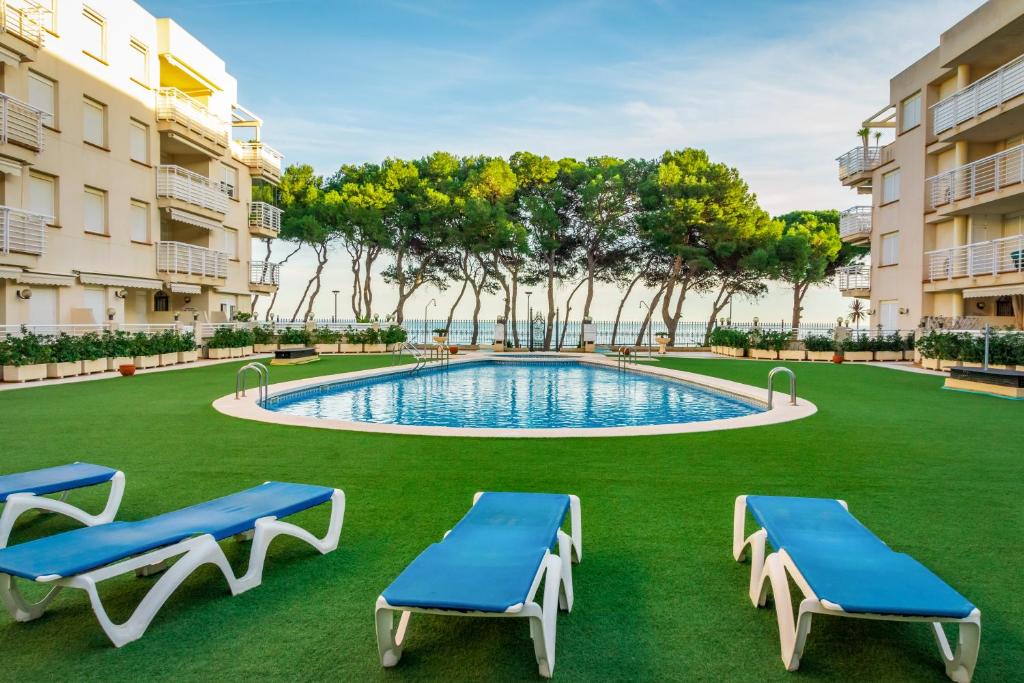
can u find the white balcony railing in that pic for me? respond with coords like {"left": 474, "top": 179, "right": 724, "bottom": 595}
{"left": 839, "top": 206, "right": 872, "bottom": 238}
{"left": 236, "top": 141, "right": 283, "bottom": 176}
{"left": 1, "top": 0, "right": 49, "bottom": 47}
{"left": 836, "top": 146, "right": 881, "bottom": 180}
{"left": 0, "top": 91, "right": 45, "bottom": 151}
{"left": 249, "top": 201, "right": 281, "bottom": 233}
{"left": 249, "top": 261, "right": 280, "bottom": 287}
{"left": 156, "top": 165, "right": 231, "bottom": 214}
{"left": 156, "top": 241, "right": 228, "bottom": 279}
{"left": 932, "top": 54, "right": 1024, "bottom": 134}
{"left": 926, "top": 144, "right": 1024, "bottom": 210}
{"left": 0, "top": 205, "right": 47, "bottom": 255}
{"left": 836, "top": 264, "right": 870, "bottom": 291}
{"left": 155, "top": 87, "right": 229, "bottom": 147}
{"left": 926, "top": 235, "right": 1024, "bottom": 281}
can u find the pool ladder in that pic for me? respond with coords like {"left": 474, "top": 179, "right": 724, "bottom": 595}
{"left": 767, "top": 366, "right": 797, "bottom": 409}
{"left": 236, "top": 362, "right": 269, "bottom": 402}
{"left": 392, "top": 341, "right": 450, "bottom": 373}
{"left": 616, "top": 346, "right": 638, "bottom": 371}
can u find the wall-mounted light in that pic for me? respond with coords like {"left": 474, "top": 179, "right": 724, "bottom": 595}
{"left": 173, "top": 312, "right": 180, "bottom": 322}
{"left": 107, "top": 307, "right": 116, "bottom": 321}
{"left": 114, "top": 289, "right": 127, "bottom": 299}
{"left": 183, "top": 296, "right": 192, "bottom": 304}
{"left": 899, "top": 307, "right": 910, "bottom": 315}
{"left": 15, "top": 287, "right": 31, "bottom": 300}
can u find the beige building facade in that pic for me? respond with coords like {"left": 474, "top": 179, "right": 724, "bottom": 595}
{"left": 0, "top": 0, "right": 282, "bottom": 329}
{"left": 836, "top": 0, "right": 1024, "bottom": 332}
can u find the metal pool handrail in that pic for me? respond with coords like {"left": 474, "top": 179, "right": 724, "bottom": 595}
{"left": 616, "top": 346, "right": 638, "bottom": 371}
{"left": 767, "top": 367, "right": 796, "bottom": 409}
{"left": 236, "top": 362, "right": 268, "bottom": 401}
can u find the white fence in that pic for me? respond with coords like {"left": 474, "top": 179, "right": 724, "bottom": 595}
{"left": 248, "top": 201, "right": 281, "bottom": 233}
{"left": 0, "top": 323, "right": 180, "bottom": 338}
{"left": 0, "top": 205, "right": 47, "bottom": 255}
{"left": 0, "top": 91, "right": 45, "bottom": 151}
{"left": 236, "top": 141, "right": 283, "bottom": 176}
{"left": 0, "top": 0, "right": 47, "bottom": 46}
{"left": 249, "top": 261, "right": 280, "bottom": 286}
{"left": 836, "top": 264, "right": 871, "bottom": 291}
{"left": 156, "top": 241, "right": 228, "bottom": 278}
{"left": 925, "top": 234, "right": 1024, "bottom": 280}
{"left": 838, "top": 206, "right": 871, "bottom": 239}
{"left": 836, "top": 146, "right": 881, "bottom": 179}
{"left": 926, "top": 144, "right": 1024, "bottom": 210}
{"left": 155, "top": 87, "right": 229, "bottom": 146}
{"left": 931, "top": 54, "right": 1024, "bottom": 133}
{"left": 156, "top": 165, "right": 231, "bottom": 214}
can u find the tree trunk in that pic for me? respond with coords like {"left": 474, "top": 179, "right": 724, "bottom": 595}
{"left": 581, "top": 254, "right": 596, "bottom": 321}
{"left": 666, "top": 276, "right": 690, "bottom": 344}
{"left": 636, "top": 285, "right": 666, "bottom": 347}
{"left": 362, "top": 247, "right": 379, "bottom": 320}
{"left": 469, "top": 279, "right": 484, "bottom": 346}
{"left": 703, "top": 283, "right": 733, "bottom": 345}
{"left": 265, "top": 244, "right": 301, "bottom": 321}
{"left": 557, "top": 278, "right": 586, "bottom": 350}
{"left": 445, "top": 279, "right": 469, "bottom": 333}
{"left": 509, "top": 267, "right": 520, "bottom": 347}
{"left": 610, "top": 271, "right": 644, "bottom": 346}
{"left": 791, "top": 281, "right": 809, "bottom": 331}
{"left": 301, "top": 244, "right": 328, "bottom": 321}
{"left": 544, "top": 253, "right": 556, "bottom": 350}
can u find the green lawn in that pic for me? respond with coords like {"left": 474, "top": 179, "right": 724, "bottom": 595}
{"left": 0, "top": 356, "right": 1020, "bottom": 681}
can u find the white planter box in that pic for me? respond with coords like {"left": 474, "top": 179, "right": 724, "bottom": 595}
{"left": 243, "top": 346, "right": 253, "bottom": 356}
{"left": 432, "top": 336, "right": 448, "bottom": 344}
{"left": 364, "top": 343, "right": 386, "bottom": 353}
{"left": 749, "top": 349, "right": 778, "bottom": 360}
{"left": 939, "top": 359, "right": 959, "bottom": 370}
{"left": 778, "top": 349, "right": 806, "bottom": 361}
{"left": 805, "top": 351, "right": 834, "bottom": 362}
{"left": 920, "top": 357, "right": 941, "bottom": 370}
{"left": 107, "top": 356, "right": 133, "bottom": 371}
{"left": 873, "top": 351, "right": 902, "bottom": 362}
{"left": 492, "top": 342, "right": 505, "bottom": 352}
{"left": 134, "top": 354, "right": 160, "bottom": 369}
{"left": 206, "top": 347, "right": 232, "bottom": 360}
{"left": 80, "top": 358, "right": 107, "bottom": 374}
{"left": 844, "top": 351, "right": 874, "bottom": 362}
{"left": 254, "top": 343, "right": 278, "bottom": 353}
{"left": 279, "top": 343, "right": 306, "bottom": 351}
{"left": 159, "top": 353, "right": 178, "bottom": 366}
{"left": 315, "top": 343, "right": 338, "bottom": 354}
{"left": 178, "top": 350, "right": 199, "bottom": 363}
{"left": 338, "top": 343, "right": 362, "bottom": 353}
{"left": 3, "top": 364, "right": 47, "bottom": 382}
{"left": 47, "top": 361, "right": 80, "bottom": 379}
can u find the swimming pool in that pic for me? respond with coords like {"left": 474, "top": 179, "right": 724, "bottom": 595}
{"left": 263, "top": 359, "right": 763, "bottom": 429}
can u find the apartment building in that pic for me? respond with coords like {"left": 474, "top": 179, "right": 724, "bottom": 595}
{"left": 0, "top": 0, "right": 283, "bottom": 328}
{"left": 835, "top": 0, "right": 1024, "bottom": 332}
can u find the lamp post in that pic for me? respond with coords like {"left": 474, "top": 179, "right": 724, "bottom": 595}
{"left": 423, "top": 298, "right": 436, "bottom": 345}
{"left": 525, "top": 290, "right": 533, "bottom": 352}
{"left": 639, "top": 300, "right": 652, "bottom": 359}
{"left": 331, "top": 290, "right": 339, "bottom": 323}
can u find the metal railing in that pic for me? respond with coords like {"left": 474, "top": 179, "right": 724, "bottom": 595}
{"left": 926, "top": 144, "right": 1024, "bottom": 210}
{"left": 767, "top": 367, "right": 797, "bottom": 409}
{"left": 156, "top": 165, "right": 231, "bottom": 214}
{"left": 155, "top": 87, "right": 229, "bottom": 147}
{"left": 616, "top": 346, "right": 639, "bottom": 370}
{"left": 0, "top": 91, "right": 45, "bottom": 151}
{"left": 236, "top": 141, "right": 283, "bottom": 176}
{"left": 235, "top": 362, "right": 268, "bottom": 401}
{"left": 925, "top": 234, "right": 1024, "bottom": 280}
{"left": 0, "top": 204, "right": 47, "bottom": 255}
{"left": 392, "top": 340, "right": 430, "bottom": 372}
{"left": 156, "top": 241, "right": 228, "bottom": 279}
{"left": 0, "top": 0, "right": 47, "bottom": 47}
{"left": 249, "top": 261, "right": 280, "bottom": 286}
{"left": 836, "top": 264, "right": 871, "bottom": 291}
{"left": 249, "top": 201, "right": 282, "bottom": 233}
{"left": 932, "top": 54, "right": 1024, "bottom": 134}
{"left": 836, "top": 146, "right": 881, "bottom": 180}
{"left": 838, "top": 206, "right": 871, "bottom": 238}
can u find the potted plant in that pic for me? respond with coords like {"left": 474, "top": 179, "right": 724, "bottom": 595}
{"left": 749, "top": 330, "right": 786, "bottom": 360}
{"left": 872, "top": 332, "right": 904, "bottom": 362}
{"left": 432, "top": 327, "right": 448, "bottom": 344}
{"left": 778, "top": 334, "right": 806, "bottom": 361}
{"left": 77, "top": 332, "right": 107, "bottom": 374}
{"left": 132, "top": 332, "right": 161, "bottom": 368}
{"left": 233, "top": 328, "right": 254, "bottom": 357}
{"left": 1, "top": 332, "right": 51, "bottom": 382}
{"left": 177, "top": 331, "right": 199, "bottom": 363}
{"left": 841, "top": 334, "right": 874, "bottom": 362}
{"left": 803, "top": 334, "right": 835, "bottom": 362}
{"left": 340, "top": 328, "right": 364, "bottom": 353}
{"left": 278, "top": 327, "right": 311, "bottom": 350}
{"left": 155, "top": 330, "right": 179, "bottom": 366}
{"left": 104, "top": 330, "right": 135, "bottom": 371}
{"left": 205, "top": 327, "right": 234, "bottom": 360}
{"left": 313, "top": 327, "right": 340, "bottom": 354}
{"left": 654, "top": 331, "right": 671, "bottom": 354}
{"left": 252, "top": 325, "right": 278, "bottom": 353}
{"left": 381, "top": 325, "right": 407, "bottom": 351}
{"left": 707, "top": 327, "right": 747, "bottom": 357}
{"left": 363, "top": 327, "right": 386, "bottom": 353}
{"left": 47, "top": 333, "right": 82, "bottom": 378}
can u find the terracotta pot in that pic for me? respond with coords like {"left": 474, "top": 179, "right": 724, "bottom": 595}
{"left": 448, "top": 345, "right": 459, "bottom": 355}
{"left": 118, "top": 364, "right": 136, "bottom": 377}
{"left": 832, "top": 353, "right": 844, "bottom": 364}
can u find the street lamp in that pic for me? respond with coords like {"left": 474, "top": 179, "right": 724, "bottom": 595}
{"left": 639, "top": 299, "right": 653, "bottom": 359}
{"left": 525, "top": 290, "right": 533, "bottom": 351}
{"left": 423, "top": 298, "right": 436, "bottom": 345}
{"left": 331, "top": 290, "right": 340, "bottom": 323}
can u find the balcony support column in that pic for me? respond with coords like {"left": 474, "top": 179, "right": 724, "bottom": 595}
{"left": 956, "top": 64, "right": 971, "bottom": 89}
{"left": 954, "top": 216, "right": 968, "bottom": 248}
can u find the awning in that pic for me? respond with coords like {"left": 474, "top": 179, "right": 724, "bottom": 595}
{"left": 0, "top": 156, "right": 24, "bottom": 176}
{"left": 215, "top": 288, "right": 252, "bottom": 296}
{"left": 16, "top": 272, "right": 76, "bottom": 287}
{"left": 963, "top": 284, "right": 1024, "bottom": 299}
{"left": 167, "top": 283, "right": 202, "bottom": 294}
{"left": 78, "top": 272, "right": 165, "bottom": 290}
{"left": 0, "top": 266, "right": 23, "bottom": 279}
{"left": 165, "top": 207, "right": 221, "bottom": 231}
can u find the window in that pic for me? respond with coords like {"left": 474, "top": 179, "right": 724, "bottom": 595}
{"left": 154, "top": 291, "right": 169, "bottom": 312}
{"left": 82, "top": 6, "right": 106, "bottom": 62}
{"left": 82, "top": 97, "right": 106, "bottom": 147}
{"left": 129, "top": 39, "right": 148, "bottom": 85}
{"left": 221, "top": 164, "right": 238, "bottom": 199}
{"left": 28, "top": 172, "right": 57, "bottom": 223}
{"left": 83, "top": 187, "right": 107, "bottom": 234}
{"left": 27, "top": 72, "right": 56, "bottom": 127}
{"left": 130, "top": 200, "right": 149, "bottom": 242}
{"left": 882, "top": 169, "right": 901, "bottom": 203}
{"left": 879, "top": 301, "right": 899, "bottom": 332}
{"left": 222, "top": 227, "right": 238, "bottom": 259}
{"left": 901, "top": 92, "right": 921, "bottom": 132}
{"left": 881, "top": 232, "right": 900, "bottom": 266}
{"left": 128, "top": 119, "right": 148, "bottom": 163}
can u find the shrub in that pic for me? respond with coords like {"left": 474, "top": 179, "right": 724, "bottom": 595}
{"left": 207, "top": 327, "right": 235, "bottom": 349}
{"left": 751, "top": 330, "right": 788, "bottom": 351}
{"left": 103, "top": 330, "right": 134, "bottom": 358}
{"left": 342, "top": 329, "right": 365, "bottom": 345}
{"left": 380, "top": 325, "right": 407, "bottom": 345}
{"left": 234, "top": 328, "right": 254, "bottom": 347}
{"left": 363, "top": 327, "right": 381, "bottom": 345}
{"left": 915, "top": 331, "right": 969, "bottom": 360}
{"left": 314, "top": 327, "right": 340, "bottom": 343}
{"left": 77, "top": 332, "right": 106, "bottom": 361}
{"left": 432, "top": 327, "right": 448, "bottom": 336}
{"left": 178, "top": 331, "right": 196, "bottom": 352}
{"left": 131, "top": 332, "right": 156, "bottom": 356}
{"left": 841, "top": 333, "right": 873, "bottom": 353}
{"left": 278, "top": 327, "right": 311, "bottom": 345}
{"left": 708, "top": 327, "right": 748, "bottom": 349}
{"left": 1, "top": 332, "right": 52, "bottom": 366}
{"left": 803, "top": 334, "right": 835, "bottom": 353}
{"left": 252, "top": 325, "right": 275, "bottom": 344}
{"left": 49, "top": 333, "right": 80, "bottom": 363}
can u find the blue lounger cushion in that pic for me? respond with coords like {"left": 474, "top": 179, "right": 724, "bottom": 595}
{"left": 746, "top": 495, "right": 975, "bottom": 619}
{"left": 0, "top": 482, "right": 333, "bottom": 581}
{"left": 382, "top": 492, "right": 570, "bottom": 612}
{"left": 0, "top": 463, "right": 117, "bottom": 503}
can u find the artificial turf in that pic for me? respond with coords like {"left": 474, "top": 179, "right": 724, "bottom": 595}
{"left": 0, "top": 355, "right": 1020, "bottom": 681}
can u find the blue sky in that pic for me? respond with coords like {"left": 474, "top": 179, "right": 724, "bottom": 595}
{"left": 142, "top": 0, "right": 980, "bottom": 323}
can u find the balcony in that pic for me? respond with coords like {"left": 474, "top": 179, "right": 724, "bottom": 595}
{"left": 249, "top": 201, "right": 282, "bottom": 238}
{"left": 836, "top": 146, "right": 881, "bottom": 190}
{"left": 0, "top": 205, "right": 47, "bottom": 257}
{"left": 234, "top": 141, "right": 283, "bottom": 184}
{"left": 0, "top": 0, "right": 48, "bottom": 55}
{"left": 838, "top": 206, "right": 872, "bottom": 243}
{"left": 249, "top": 261, "right": 280, "bottom": 293}
{"left": 0, "top": 92, "right": 45, "bottom": 155}
{"left": 926, "top": 144, "right": 1024, "bottom": 214}
{"left": 157, "top": 241, "right": 227, "bottom": 281}
{"left": 932, "top": 54, "right": 1024, "bottom": 139}
{"left": 925, "top": 235, "right": 1024, "bottom": 284}
{"left": 156, "top": 165, "right": 230, "bottom": 216}
{"left": 155, "top": 88, "right": 229, "bottom": 156}
{"left": 836, "top": 264, "right": 870, "bottom": 297}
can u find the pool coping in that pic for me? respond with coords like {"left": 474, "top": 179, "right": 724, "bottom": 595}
{"left": 212, "top": 353, "right": 816, "bottom": 438}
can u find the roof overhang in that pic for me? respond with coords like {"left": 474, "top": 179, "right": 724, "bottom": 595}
{"left": 167, "top": 282, "right": 202, "bottom": 294}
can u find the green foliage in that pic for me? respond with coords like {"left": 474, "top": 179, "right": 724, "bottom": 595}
{"left": 342, "top": 329, "right": 365, "bottom": 345}
{"left": 362, "top": 327, "right": 381, "bottom": 345}
{"left": 278, "top": 327, "right": 312, "bottom": 345}
{"left": 841, "top": 333, "right": 873, "bottom": 353}
{"left": 50, "top": 334, "right": 80, "bottom": 363}
{"left": 708, "top": 327, "right": 749, "bottom": 349}
{"left": 77, "top": 332, "right": 106, "bottom": 360}
{"left": 131, "top": 332, "right": 156, "bottom": 356}
{"left": 380, "top": 325, "right": 407, "bottom": 345}
{"left": 916, "top": 331, "right": 1024, "bottom": 363}
{"left": 0, "top": 332, "right": 52, "bottom": 366}
{"left": 432, "top": 328, "right": 448, "bottom": 336}
{"left": 750, "top": 329, "right": 789, "bottom": 351}
{"left": 803, "top": 334, "right": 836, "bottom": 352}
{"left": 103, "top": 330, "right": 134, "bottom": 358}
{"left": 314, "top": 327, "right": 340, "bottom": 343}
{"left": 252, "top": 325, "right": 275, "bottom": 344}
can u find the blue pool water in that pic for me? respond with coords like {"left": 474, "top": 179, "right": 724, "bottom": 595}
{"left": 265, "top": 360, "right": 762, "bottom": 429}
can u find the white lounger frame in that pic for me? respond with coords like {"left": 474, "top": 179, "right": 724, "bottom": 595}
{"left": 0, "top": 470, "right": 126, "bottom": 549}
{"left": 732, "top": 495, "right": 981, "bottom": 683}
{"left": 376, "top": 492, "right": 582, "bottom": 678}
{"left": 0, "top": 488, "right": 344, "bottom": 647}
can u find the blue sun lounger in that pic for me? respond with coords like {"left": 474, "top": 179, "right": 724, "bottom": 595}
{"left": 0, "top": 463, "right": 125, "bottom": 548}
{"left": 376, "top": 492, "right": 582, "bottom": 678}
{"left": 733, "top": 495, "right": 980, "bottom": 682}
{"left": 0, "top": 481, "right": 344, "bottom": 647}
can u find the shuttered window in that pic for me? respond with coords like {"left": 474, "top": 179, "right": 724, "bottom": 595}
{"left": 881, "top": 232, "right": 900, "bottom": 266}
{"left": 83, "top": 97, "right": 106, "bottom": 146}
{"left": 83, "top": 187, "right": 107, "bottom": 234}
{"left": 130, "top": 200, "right": 149, "bottom": 242}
